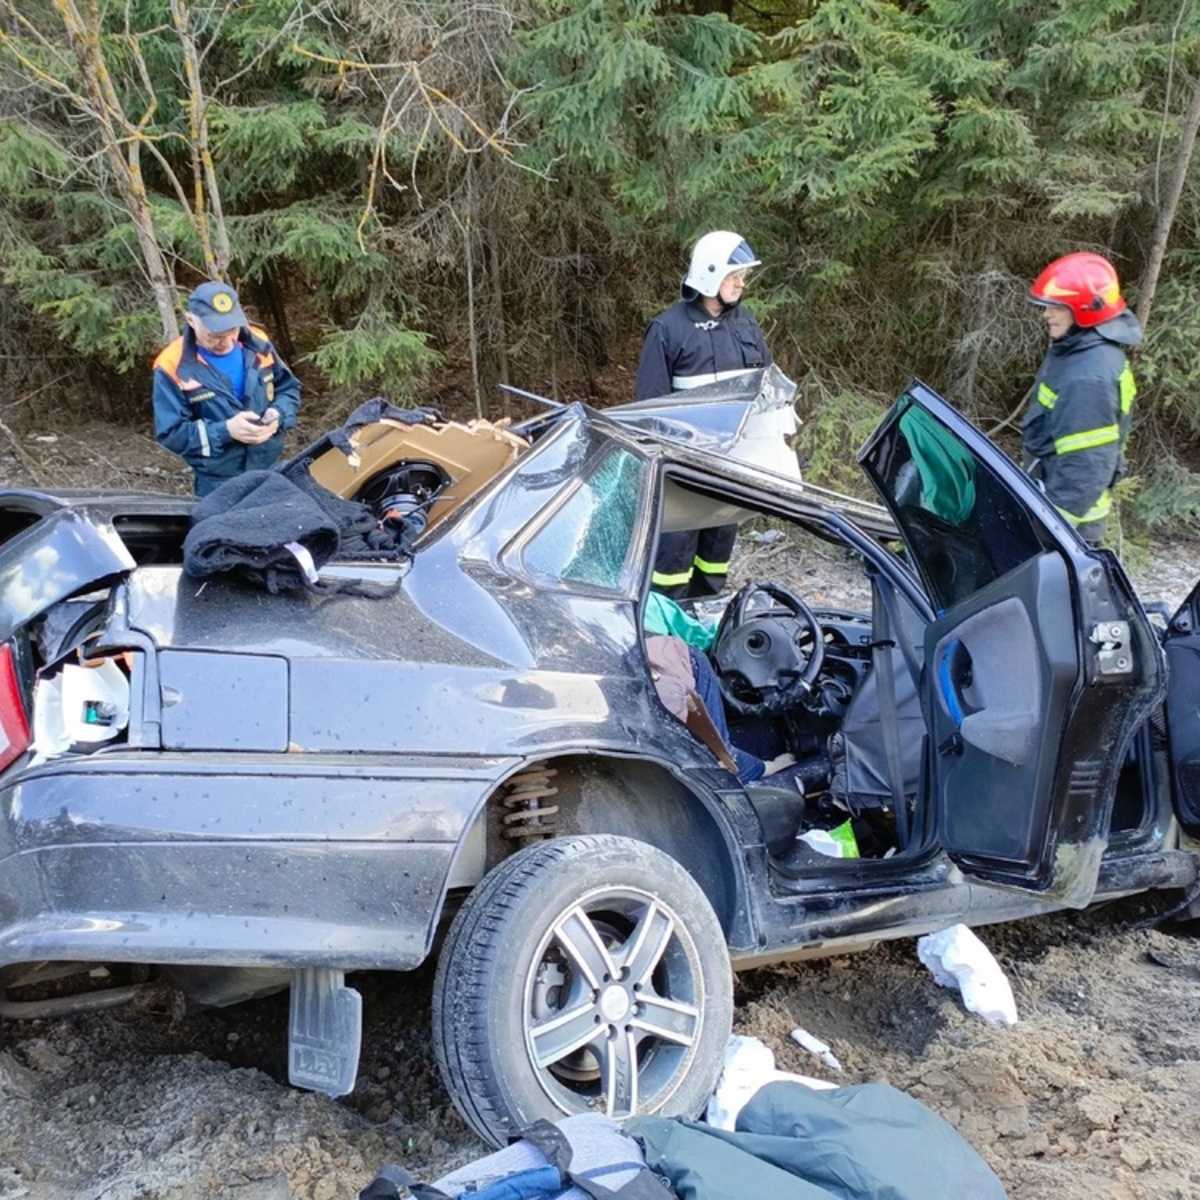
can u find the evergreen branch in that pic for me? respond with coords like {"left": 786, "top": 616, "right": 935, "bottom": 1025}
{"left": 213, "top": 0, "right": 328, "bottom": 95}
{"left": 0, "top": 7, "right": 77, "bottom": 78}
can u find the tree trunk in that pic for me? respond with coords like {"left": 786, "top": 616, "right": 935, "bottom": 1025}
{"left": 461, "top": 159, "right": 483, "bottom": 419}
{"left": 170, "top": 0, "right": 231, "bottom": 279}
{"left": 1137, "top": 67, "right": 1200, "bottom": 333}
{"left": 54, "top": 0, "right": 178, "bottom": 341}
{"left": 485, "top": 196, "right": 509, "bottom": 418}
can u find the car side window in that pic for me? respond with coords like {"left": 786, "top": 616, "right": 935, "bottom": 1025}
{"left": 520, "top": 447, "right": 645, "bottom": 590}
{"left": 864, "top": 398, "right": 1045, "bottom": 611}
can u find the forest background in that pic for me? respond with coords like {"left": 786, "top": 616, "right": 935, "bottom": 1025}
{"left": 4, "top": 0, "right": 1200, "bottom": 537}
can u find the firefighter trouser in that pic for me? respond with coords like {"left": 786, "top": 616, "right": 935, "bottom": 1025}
{"left": 652, "top": 525, "right": 737, "bottom": 600}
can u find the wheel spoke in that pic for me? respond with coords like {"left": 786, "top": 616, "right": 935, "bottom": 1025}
{"left": 554, "top": 905, "right": 617, "bottom": 989}
{"left": 632, "top": 992, "right": 701, "bottom": 1046}
{"left": 619, "top": 900, "right": 675, "bottom": 989}
{"left": 529, "top": 997, "right": 603, "bottom": 1069}
{"left": 601, "top": 1026, "right": 640, "bottom": 1118}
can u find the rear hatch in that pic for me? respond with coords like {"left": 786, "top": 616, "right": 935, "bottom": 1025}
{"left": 0, "top": 490, "right": 190, "bottom": 769}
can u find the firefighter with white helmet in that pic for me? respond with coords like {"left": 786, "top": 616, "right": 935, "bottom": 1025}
{"left": 636, "top": 230, "right": 772, "bottom": 598}
{"left": 1022, "top": 251, "right": 1141, "bottom": 546}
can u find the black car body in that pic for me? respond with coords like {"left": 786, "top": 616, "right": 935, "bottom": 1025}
{"left": 1, "top": 368, "right": 1198, "bottom": 1146}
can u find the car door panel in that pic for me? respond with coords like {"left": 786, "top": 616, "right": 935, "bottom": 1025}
{"left": 1163, "top": 580, "right": 1200, "bottom": 834}
{"left": 860, "top": 382, "right": 1164, "bottom": 904}
{"left": 927, "top": 553, "right": 1076, "bottom": 867}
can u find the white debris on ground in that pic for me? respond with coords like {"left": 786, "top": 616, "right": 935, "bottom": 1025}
{"left": 917, "top": 925, "right": 1019, "bottom": 1028}
{"left": 705, "top": 1035, "right": 838, "bottom": 1131}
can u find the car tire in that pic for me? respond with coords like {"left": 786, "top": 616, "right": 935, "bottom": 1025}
{"left": 432, "top": 833, "right": 733, "bottom": 1148}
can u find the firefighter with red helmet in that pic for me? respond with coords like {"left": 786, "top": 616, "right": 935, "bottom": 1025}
{"left": 1021, "top": 251, "right": 1141, "bottom": 545}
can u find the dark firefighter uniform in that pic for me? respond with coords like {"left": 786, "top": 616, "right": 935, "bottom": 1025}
{"left": 153, "top": 325, "right": 301, "bottom": 497}
{"left": 1020, "top": 308, "right": 1140, "bottom": 545}
{"left": 636, "top": 299, "right": 771, "bottom": 599}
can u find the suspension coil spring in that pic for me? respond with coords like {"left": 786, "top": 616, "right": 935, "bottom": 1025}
{"left": 499, "top": 761, "right": 560, "bottom": 842}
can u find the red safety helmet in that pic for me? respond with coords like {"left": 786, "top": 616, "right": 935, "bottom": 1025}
{"left": 1029, "top": 252, "right": 1126, "bottom": 327}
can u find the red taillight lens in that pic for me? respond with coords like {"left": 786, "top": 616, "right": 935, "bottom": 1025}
{"left": 0, "top": 642, "right": 31, "bottom": 773}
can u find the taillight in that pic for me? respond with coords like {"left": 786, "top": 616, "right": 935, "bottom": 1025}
{"left": 0, "top": 642, "right": 31, "bottom": 773}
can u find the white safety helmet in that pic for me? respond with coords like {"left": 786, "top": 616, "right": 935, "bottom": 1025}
{"left": 682, "top": 230, "right": 761, "bottom": 299}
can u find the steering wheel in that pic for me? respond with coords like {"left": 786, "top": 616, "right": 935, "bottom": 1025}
{"left": 711, "top": 581, "right": 826, "bottom": 717}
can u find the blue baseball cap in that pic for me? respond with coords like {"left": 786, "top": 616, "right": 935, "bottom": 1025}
{"left": 187, "top": 281, "right": 247, "bottom": 334}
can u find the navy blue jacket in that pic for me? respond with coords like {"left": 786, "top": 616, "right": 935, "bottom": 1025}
{"left": 1020, "top": 309, "right": 1140, "bottom": 532}
{"left": 635, "top": 299, "right": 770, "bottom": 401}
{"left": 153, "top": 325, "right": 301, "bottom": 495}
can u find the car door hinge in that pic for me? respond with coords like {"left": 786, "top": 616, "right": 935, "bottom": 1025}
{"left": 1089, "top": 620, "right": 1132, "bottom": 677}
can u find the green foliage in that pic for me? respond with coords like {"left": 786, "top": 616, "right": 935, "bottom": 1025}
{"left": 1125, "top": 457, "right": 1200, "bottom": 532}
{"left": 6, "top": 0, "right": 1200, "bottom": 453}
{"left": 0, "top": 122, "right": 71, "bottom": 193}
{"left": 1135, "top": 257, "right": 1200, "bottom": 442}
{"left": 515, "top": 0, "right": 758, "bottom": 222}
{"left": 209, "top": 101, "right": 330, "bottom": 200}
{"left": 307, "top": 315, "right": 441, "bottom": 394}
{"left": 754, "top": 0, "right": 942, "bottom": 224}
{"left": 2, "top": 244, "right": 159, "bottom": 370}
{"left": 795, "top": 380, "right": 890, "bottom": 499}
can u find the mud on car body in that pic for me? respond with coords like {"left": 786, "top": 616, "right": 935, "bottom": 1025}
{"left": 1, "top": 367, "right": 1198, "bottom": 1148}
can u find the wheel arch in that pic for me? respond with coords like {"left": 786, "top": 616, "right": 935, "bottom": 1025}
{"left": 474, "top": 752, "right": 752, "bottom": 946}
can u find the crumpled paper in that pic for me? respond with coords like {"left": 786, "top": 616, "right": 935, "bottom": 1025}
{"left": 917, "top": 923, "right": 1018, "bottom": 1027}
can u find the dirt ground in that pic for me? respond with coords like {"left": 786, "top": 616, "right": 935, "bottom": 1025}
{"left": 1, "top": 416, "right": 1200, "bottom": 1200}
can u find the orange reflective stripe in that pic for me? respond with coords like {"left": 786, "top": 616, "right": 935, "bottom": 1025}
{"left": 249, "top": 327, "right": 275, "bottom": 368}
{"left": 153, "top": 337, "right": 206, "bottom": 390}
{"left": 152, "top": 337, "right": 186, "bottom": 384}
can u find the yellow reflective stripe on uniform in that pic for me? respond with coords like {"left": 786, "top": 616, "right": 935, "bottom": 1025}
{"left": 652, "top": 568, "right": 693, "bottom": 588}
{"left": 693, "top": 555, "right": 731, "bottom": 575}
{"left": 1118, "top": 364, "right": 1136, "bottom": 415}
{"left": 1054, "top": 489, "right": 1112, "bottom": 526}
{"left": 1054, "top": 425, "right": 1119, "bottom": 455}
{"left": 1037, "top": 382, "right": 1057, "bottom": 409}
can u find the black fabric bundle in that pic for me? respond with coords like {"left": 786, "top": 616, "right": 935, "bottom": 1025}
{"left": 182, "top": 468, "right": 413, "bottom": 597}
{"left": 182, "top": 470, "right": 343, "bottom": 593}
{"left": 283, "top": 460, "right": 423, "bottom": 558}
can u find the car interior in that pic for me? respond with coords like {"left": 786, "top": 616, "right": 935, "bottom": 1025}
{"left": 650, "top": 453, "right": 1163, "bottom": 875}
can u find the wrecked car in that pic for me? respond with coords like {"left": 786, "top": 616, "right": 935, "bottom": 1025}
{"left": 1, "top": 367, "right": 1198, "bottom": 1148}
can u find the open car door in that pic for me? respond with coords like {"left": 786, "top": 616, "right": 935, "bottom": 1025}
{"left": 859, "top": 381, "right": 1164, "bottom": 906}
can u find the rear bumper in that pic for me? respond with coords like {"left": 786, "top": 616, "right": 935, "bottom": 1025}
{"left": 0, "top": 839, "right": 455, "bottom": 971}
{"left": 0, "top": 752, "right": 511, "bottom": 971}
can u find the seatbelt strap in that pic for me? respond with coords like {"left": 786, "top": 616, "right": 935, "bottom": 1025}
{"left": 685, "top": 690, "right": 740, "bottom": 774}
{"left": 872, "top": 579, "right": 909, "bottom": 848}
{"left": 873, "top": 569, "right": 923, "bottom": 692}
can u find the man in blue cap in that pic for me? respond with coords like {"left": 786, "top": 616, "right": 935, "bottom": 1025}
{"left": 153, "top": 280, "right": 302, "bottom": 496}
